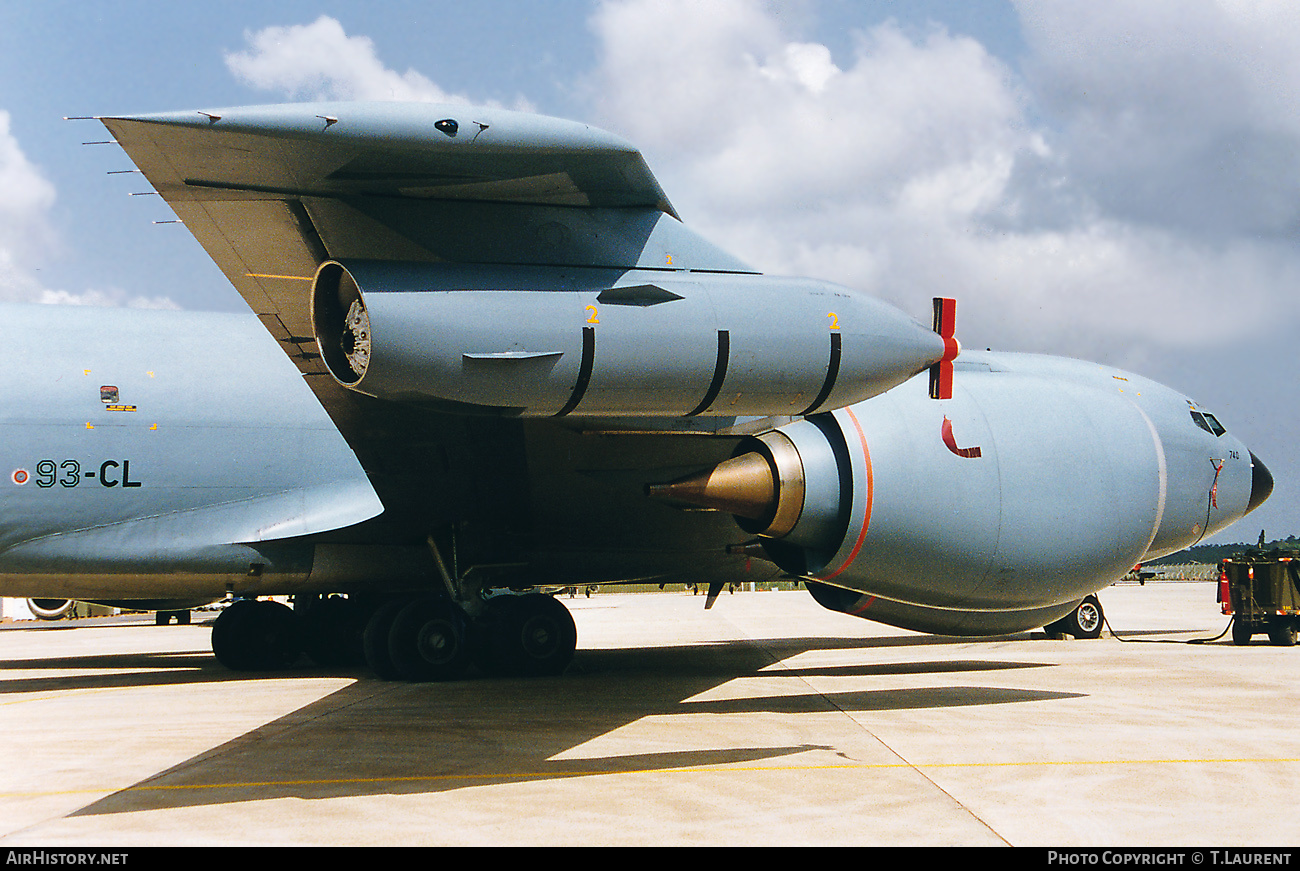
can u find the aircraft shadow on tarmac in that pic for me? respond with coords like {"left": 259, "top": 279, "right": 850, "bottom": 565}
{"left": 36, "top": 633, "right": 1084, "bottom": 817}
{"left": 0, "top": 651, "right": 228, "bottom": 695}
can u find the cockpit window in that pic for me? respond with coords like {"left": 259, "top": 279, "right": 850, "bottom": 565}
{"left": 1191, "top": 410, "right": 1227, "bottom": 437}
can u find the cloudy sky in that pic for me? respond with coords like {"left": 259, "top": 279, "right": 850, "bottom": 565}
{"left": 0, "top": 0, "right": 1294, "bottom": 543}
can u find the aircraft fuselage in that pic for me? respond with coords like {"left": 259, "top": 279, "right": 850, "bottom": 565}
{"left": 0, "top": 303, "right": 1266, "bottom": 640}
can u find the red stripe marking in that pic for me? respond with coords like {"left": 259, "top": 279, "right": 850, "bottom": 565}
{"left": 850, "top": 595, "right": 877, "bottom": 616}
{"left": 941, "top": 416, "right": 982, "bottom": 459}
{"left": 817, "top": 407, "right": 872, "bottom": 581}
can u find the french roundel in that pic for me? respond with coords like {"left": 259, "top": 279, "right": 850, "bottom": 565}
{"left": 12, "top": 469, "right": 28, "bottom": 485}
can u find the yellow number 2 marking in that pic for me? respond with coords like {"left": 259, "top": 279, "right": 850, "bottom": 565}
{"left": 585, "top": 305, "right": 600, "bottom": 324}
{"left": 827, "top": 312, "right": 840, "bottom": 330}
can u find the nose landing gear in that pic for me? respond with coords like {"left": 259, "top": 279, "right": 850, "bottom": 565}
{"left": 1044, "top": 595, "right": 1104, "bottom": 640}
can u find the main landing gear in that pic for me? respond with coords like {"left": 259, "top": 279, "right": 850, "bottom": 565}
{"left": 210, "top": 599, "right": 301, "bottom": 671}
{"left": 209, "top": 591, "right": 577, "bottom": 682}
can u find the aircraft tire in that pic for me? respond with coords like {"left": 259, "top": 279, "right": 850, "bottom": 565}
{"left": 1267, "top": 619, "right": 1297, "bottom": 647}
{"left": 362, "top": 598, "right": 410, "bottom": 680}
{"left": 1064, "top": 595, "right": 1103, "bottom": 640}
{"left": 489, "top": 594, "right": 577, "bottom": 677}
{"left": 253, "top": 601, "right": 301, "bottom": 669}
{"left": 387, "top": 596, "right": 470, "bottom": 682}
{"left": 211, "top": 599, "right": 300, "bottom": 671}
{"left": 1231, "top": 619, "right": 1254, "bottom": 646}
{"left": 211, "top": 601, "right": 256, "bottom": 669}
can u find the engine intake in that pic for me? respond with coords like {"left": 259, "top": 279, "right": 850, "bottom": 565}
{"left": 27, "top": 598, "right": 74, "bottom": 620}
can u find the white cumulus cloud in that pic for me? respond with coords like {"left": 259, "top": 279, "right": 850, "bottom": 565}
{"left": 226, "top": 16, "right": 456, "bottom": 102}
{"left": 37, "top": 288, "right": 180, "bottom": 310}
{"left": 0, "top": 110, "right": 57, "bottom": 275}
{"left": 587, "top": 0, "right": 1300, "bottom": 360}
{"left": 225, "top": 15, "right": 532, "bottom": 110}
{"left": 210, "top": 3, "right": 1300, "bottom": 362}
{"left": 1018, "top": 0, "right": 1300, "bottom": 238}
{"left": 0, "top": 109, "right": 179, "bottom": 309}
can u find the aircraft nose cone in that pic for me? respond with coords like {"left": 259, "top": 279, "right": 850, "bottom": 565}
{"left": 1247, "top": 451, "right": 1273, "bottom": 515}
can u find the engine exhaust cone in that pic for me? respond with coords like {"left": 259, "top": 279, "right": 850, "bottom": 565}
{"left": 645, "top": 452, "right": 776, "bottom": 521}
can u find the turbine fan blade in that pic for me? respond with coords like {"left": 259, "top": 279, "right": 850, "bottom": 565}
{"left": 928, "top": 297, "right": 959, "bottom": 400}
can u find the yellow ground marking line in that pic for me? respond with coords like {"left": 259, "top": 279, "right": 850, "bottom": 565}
{"left": 5, "top": 757, "right": 1299, "bottom": 800}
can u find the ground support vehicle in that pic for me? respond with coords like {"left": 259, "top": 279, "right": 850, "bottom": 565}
{"left": 1220, "top": 549, "right": 1300, "bottom": 646}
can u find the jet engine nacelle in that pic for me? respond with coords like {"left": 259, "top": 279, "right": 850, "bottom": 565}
{"left": 651, "top": 353, "right": 1267, "bottom": 636}
{"left": 311, "top": 260, "right": 944, "bottom": 417}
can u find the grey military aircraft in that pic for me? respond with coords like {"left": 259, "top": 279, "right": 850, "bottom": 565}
{"left": 0, "top": 102, "right": 1271, "bottom": 681}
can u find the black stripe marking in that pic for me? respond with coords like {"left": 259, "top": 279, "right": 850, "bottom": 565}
{"left": 800, "top": 332, "right": 842, "bottom": 416}
{"left": 555, "top": 327, "right": 596, "bottom": 417}
{"left": 687, "top": 330, "right": 730, "bottom": 416}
